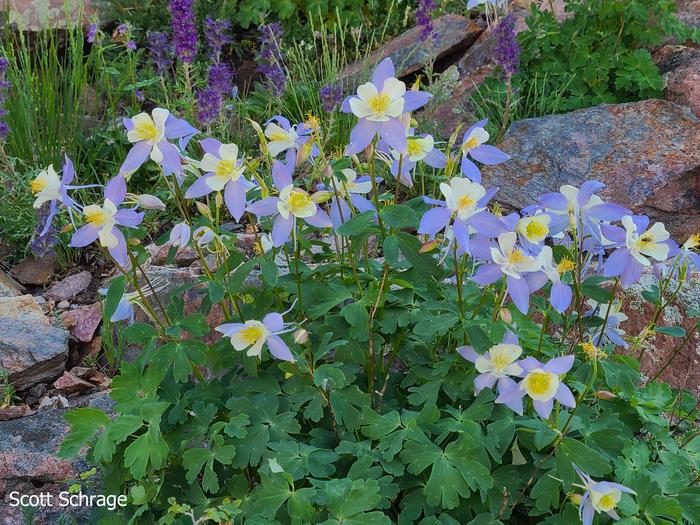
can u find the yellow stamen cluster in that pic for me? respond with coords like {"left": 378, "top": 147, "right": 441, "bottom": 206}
{"left": 524, "top": 371, "right": 553, "bottom": 396}
{"left": 557, "top": 258, "right": 575, "bottom": 273}
{"left": 368, "top": 92, "right": 391, "bottom": 113}
{"left": 305, "top": 112, "right": 320, "bottom": 131}
{"left": 462, "top": 136, "right": 479, "bottom": 150}
{"left": 215, "top": 159, "right": 236, "bottom": 178}
{"left": 288, "top": 190, "right": 313, "bottom": 214}
{"left": 491, "top": 202, "right": 504, "bottom": 217}
{"left": 685, "top": 232, "right": 700, "bottom": 249}
{"left": 581, "top": 341, "right": 606, "bottom": 361}
{"left": 525, "top": 220, "right": 549, "bottom": 240}
{"left": 134, "top": 120, "right": 159, "bottom": 142}
{"left": 30, "top": 178, "right": 47, "bottom": 194}
{"left": 457, "top": 195, "right": 476, "bottom": 211}
{"left": 84, "top": 209, "right": 108, "bottom": 227}
{"left": 406, "top": 139, "right": 422, "bottom": 156}
{"left": 239, "top": 325, "right": 264, "bottom": 345}
{"left": 507, "top": 249, "right": 528, "bottom": 264}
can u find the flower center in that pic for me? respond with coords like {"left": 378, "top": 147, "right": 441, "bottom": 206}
{"left": 524, "top": 371, "right": 554, "bottom": 396}
{"left": 507, "top": 249, "right": 527, "bottom": 264}
{"left": 216, "top": 159, "right": 237, "bottom": 179}
{"left": 685, "top": 232, "right": 700, "bottom": 249}
{"left": 30, "top": 178, "right": 47, "bottom": 194}
{"left": 407, "top": 139, "right": 422, "bottom": 156}
{"left": 597, "top": 493, "right": 617, "bottom": 512}
{"left": 368, "top": 92, "right": 391, "bottom": 114}
{"left": 525, "top": 220, "right": 549, "bottom": 241}
{"left": 85, "top": 208, "right": 109, "bottom": 227}
{"left": 462, "top": 136, "right": 479, "bottom": 151}
{"left": 134, "top": 119, "right": 160, "bottom": 142}
{"left": 492, "top": 354, "right": 510, "bottom": 371}
{"left": 288, "top": 189, "right": 313, "bottom": 215}
{"left": 457, "top": 195, "right": 476, "bottom": 211}
{"left": 557, "top": 259, "right": 575, "bottom": 273}
{"left": 239, "top": 325, "right": 264, "bottom": 346}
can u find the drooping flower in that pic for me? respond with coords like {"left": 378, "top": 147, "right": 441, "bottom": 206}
{"left": 120, "top": 108, "right": 199, "bottom": 177}
{"left": 493, "top": 13, "right": 521, "bottom": 78}
{"left": 170, "top": 0, "right": 198, "bottom": 63}
{"left": 324, "top": 168, "right": 375, "bottom": 229}
{"left": 204, "top": 17, "right": 232, "bottom": 62}
{"left": 496, "top": 355, "right": 576, "bottom": 418}
{"left": 472, "top": 231, "right": 545, "bottom": 313}
{"left": 677, "top": 232, "right": 700, "bottom": 274}
{"left": 185, "top": 139, "right": 252, "bottom": 221}
{"left": 572, "top": 465, "right": 636, "bottom": 525}
{"left": 603, "top": 215, "right": 672, "bottom": 286}
{"left": 263, "top": 116, "right": 316, "bottom": 166}
{"left": 584, "top": 299, "right": 629, "bottom": 348}
{"left": 193, "top": 226, "right": 216, "bottom": 247}
{"left": 247, "top": 160, "right": 332, "bottom": 247}
{"left": 69, "top": 176, "right": 144, "bottom": 266}
{"left": 257, "top": 22, "right": 286, "bottom": 96}
{"left": 383, "top": 130, "right": 448, "bottom": 187}
{"left": 341, "top": 58, "right": 431, "bottom": 155}
{"left": 169, "top": 222, "right": 191, "bottom": 248}
{"left": 216, "top": 312, "right": 295, "bottom": 361}
{"left": 30, "top": 204, "right": 59, "bottom": 259}
{"left": 135, "top": 194, "right": 166, "bottom": 210}
{"left": 458, "top": 331, "right": 523, "bottom": 396}
{"left": 86, "top": 23, "right": 99, "bottom": 44}
{"left": 147, "top": 31, "right": 173, "bottom": 76}
{"left": 538, "top": 246, "right": 574, "bottom": 313}
{"left": 320, "top": 84, "right": 343, "bottom": 112}
{"left": 416, "top": 0, "right": 436, "bottom": 43}
{"left": 30, "top": 156, "right": 86, "bottom": 236}
{"left": 459, "top": 119, "right": 509, "bottom": 182}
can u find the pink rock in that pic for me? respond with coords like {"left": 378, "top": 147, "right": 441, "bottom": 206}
{"left": 52, "top": 371, "right": 94, "bottom": 395}
{"left": 60, "top": 302, "right": 102, "bottom": 342}
{"left": 654, "top": 45, "right": 700, "bottom": 118}
{"left": 0, "top": 405, "right": 32, "bottom": 421}
{"left": 11, "top": 256, "right": 55, "bottom": 285}
{"left": 44, "top": 270, "right": 92, "bottom": 302}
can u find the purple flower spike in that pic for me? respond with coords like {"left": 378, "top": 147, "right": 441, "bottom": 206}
{"left": 69, "top": 175, "right": 144, "bottom": 266}
{"left": 458, "top": 331, "right": 522, "bottom": 397}
{"left": 170, "top": 0, "right": 198, "bottom": 64}
{"left": 459, "top": 119, "right": 509, "bottom": 182}
{"left": 204, "top": 17, "right": 232, "bottom": 62}
{"left": 320, "top": 84, "right": 343, "bottom": 112}
{"left": 246, "top": 160, "right": 332, "bottom": 247}
{"left": 573, "top": 465, "right": 636, "bottom": 525}
{"left": 185, "top": 139, "right": 253, "bottom": 221}
{"left": 416, "top": 0, "right": 436, "bottom": 43}
{"left": 147, "top": 31, "right": 173, "bottom": 76}
{"left": 120, "top": 108, "right": 198, "bottom": 177}
{"left": 0, "top": 56, "right": 10, "bottom": 142}
{"left": 493, "top": 13, "right": 521, "bottom": 78}
{"left": 495, "top": 355, "right": 575, "bottom": 418}
{"left": 341, "top": 58, "right": 431, "bottom": 155}
{"left": 257, "top": 22, "right": 286, "bottom": 95}
{"left": 216, "top": 311, "right": 296, "bottom": 361}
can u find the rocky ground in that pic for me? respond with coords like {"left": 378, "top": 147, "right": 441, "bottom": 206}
{"left": 1, "top": 0, "right": 699, "bottom": 521}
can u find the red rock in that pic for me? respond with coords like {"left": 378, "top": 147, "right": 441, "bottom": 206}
{"left": 481, "top": 99, "right": 700, "bottom": 240}
{"left": 52, "top": 371, "right": 94, "bottom": 395}
{"left": 340, "top": 15, "right": 483, "bottom": 82}
{"left": 44, "top": 270, "right": 92, "bottom": 302}
{"left": 677, "top": 0, "right": 700, "bottom": 30}
{"left": 145, "top": 243, "right": 199, "bottom": 267}
{"left": 0, "top": 405, "right": 32, "bottom": 421}
{"left": 60, "top": 302, "right": 102, "bottom": 342}
{"left": 653, "top": 45, "right": 700, "bottom": 118}
{"left": 11, "top": 256, "right": 55, "bottom": 285}
{"left": 70, "top": 367, "right": 110, "bottom": 388}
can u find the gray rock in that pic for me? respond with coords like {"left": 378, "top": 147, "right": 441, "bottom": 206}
{"left": 481, "top": 100, "right": 700, "bottom": 240}
{"left": 0, "top": 318, "right": 69, "bottom": 391}
{"left": 0, "top": 270, "right": 24, "bottom": 298}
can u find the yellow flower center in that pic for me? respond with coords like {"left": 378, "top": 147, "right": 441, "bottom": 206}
{"left": 368, "top": 92, "right": 391, "bottom": 114}
{"left": 216, "top": 159, "right": 236, "bottom": 178}
{"left": 407, "top": 139, "right": 422, "bottom": 156}
{"left": 239, "top": 325, "right": 264, "bottom": 346}
{"left": 492, "top": 354, "right": 510, "bottom": 370}
{"left": 457, "top": 195, "right": 476, "bottom": 211}
{"left": 525, "top": 220, "right": 549, "bottom": 241}
{"left": 508, "top": 249, "right": 528, "bottom": 264}
{"left": 598, "top": 494, "right": 616, "bottom": 512}
{"left": 685, "top": 232, "right": 700, "bottom": 249}
{"left": 30, "top": 178, "right": 47, "bottom": 194}
{"left": 524, "top": 371, "right": 553, "bottom": 396}
{"left": 462, "top": 136, "right": 479, "bottom": 151}
{"left": 557, "top": 259, "right": 575, "bottom": 273}
{"left": 288, "top": 189, "right": 313, "bottom": 214}
{"left": 635, "top": 234, "right": 653, "bottom": 250}
{"left": 581, "top": 341, "right": 606, "bottom": 361}
{"left": 133, "top": 119, "right": 159, "bottom": 142}
{"left": 84, "top": 208, "right": 109, "bottom": 227}
{"left": 305, "top": 113, "right": 320, "bottom": 131}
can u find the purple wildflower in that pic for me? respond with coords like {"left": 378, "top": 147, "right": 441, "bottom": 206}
{"left": 126, "top": 40, "right": 137, "bottom": 51}
{"left": 196, "top": 86, "right": 222, "bottom": 126}
{"left": 147, "top": 31, "right": 173, "bottom": 76}
{"left": 257, "top": 22, "right": 286, "bottom": 96}
{"left": 170, "top": 0, "right": 198, "bottom": 64}
{"left": 86, "top": 23, "right": 98, "bottom": 44}
{"left": 209, "top": 62, "right": 234, "bottom": 97}
{"left": 115, "top": 23, "right": 128, "bottom": 37}
{"left": 459, "top": 119, "right": 509, "bottom": 181}
{"left": 0, "top": 56, "right": 8, "bottom": 141}
{"left": 573, "top": 465, "right": 636, "bottom": 525}
{"left": 416, "top": 0, "right": 436, "bottom": 43}
{"left": 320, "top": 84, "right": 343, "bottom": 112}
{"left": 204, "top": 17, "right": 232, "bottom": 62}
{"left": 493, "top": 13, "right": 521, "bottom": 78}
{"left": 30, "top": 204, "right": 59, "bottom": 259}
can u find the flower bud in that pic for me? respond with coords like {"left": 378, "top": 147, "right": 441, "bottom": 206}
{"left": 594, "top": 390, "right": 617, "bottom": 400}
{"left": 196, "top": 201, "right": 213, "bottom": 220}
{"left": 419, "top": 240, "right": 440, "bottom": 253}
{"left": 499, "top": 308, "right": 512, "bottom": 323}
{"left": 293, "top": 328, "right": 309, "bottom": 345}
{"left": 169, "top": 222, "right": 191, "bottom": 249}
{"left": 568, "top": 493, "right": 583, "bottom": 505}
{"left": 311, "top": 190, "right": 332, "bottom": 204}
{"left": 136, "top": 194, "right": 166, "bottom": 210}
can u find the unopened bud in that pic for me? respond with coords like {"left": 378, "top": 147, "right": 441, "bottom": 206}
{"left": 284, "top": 372, "right": 294, "bottom": 380}
{"left": 195, "top": 201, "right": 213, "bottom": 220}
{"left": 311, "top": 190, "right": 332, "bottom": 204}
{"left": 136, "top": 194, "right": 166, "bottom": 210}
{"left": 293, "top": 328, "right": 309, "bottom": 345}
{"left": 594, "top": 390, "right": 617, "bottom": 400}
{"left": 499, "top": 308, "right": 512, "bottom": 323}
{"left": 568, "top": 493, "right": 583, "bottom": 505}
{"left": 419, "top": 240, "right": 440, "bottom": 253}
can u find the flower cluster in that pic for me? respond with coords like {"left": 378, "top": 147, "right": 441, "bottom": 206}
{"left": 204, "top": 17, "right": 232, "bottom": 63}
{"left": 256, "top": 22, "right": 286, "bottom": 96}
{"left": 170, "top": 0, "right": 198, "bottom": 63}
{"left": 0, "top": 56, "right": 10, "bottom": 141}
{"left": 147, "top": 31, "right": 174, "bottom": 76}
{"left": 416, "top": 0, "right": 436, "bottom": 43}
{"left": 197, "top": 63, "right": 234, "bottom": 125}
{"left": 493, "top": 12, "right": 521, "bottom": 78}
{"left": 319, "top": 84, "right": 343, "bottom": 112}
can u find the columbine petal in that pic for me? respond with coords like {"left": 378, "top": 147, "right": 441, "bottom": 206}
{"left": 272, "top": 214, "right": 294, "bottom": 247}
{"left": 266, "top": 334, "right": 294, "bottom": 361}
